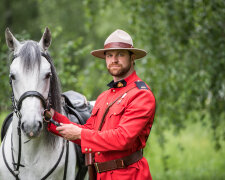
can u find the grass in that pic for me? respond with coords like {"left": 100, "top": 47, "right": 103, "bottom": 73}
{"left": 1, "top": 112, "right": 224, "bottom": 179}
{"left": 145, "top": 120, "right": 225, "bottom": 180}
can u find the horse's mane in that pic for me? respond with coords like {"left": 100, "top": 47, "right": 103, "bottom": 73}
{"left": 19, "top": 41, "right": 62, "bottom": 146}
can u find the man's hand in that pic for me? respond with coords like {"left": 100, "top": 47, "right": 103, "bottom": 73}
{"left": 56, "top": 124, "right": 82, "bottom": 141}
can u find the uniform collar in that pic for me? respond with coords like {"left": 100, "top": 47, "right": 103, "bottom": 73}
{"left": 107, "top": 79, "right": 127, "bottom": 88}
{"left": 107, "top": 71, "right": 138, "bottom": 88}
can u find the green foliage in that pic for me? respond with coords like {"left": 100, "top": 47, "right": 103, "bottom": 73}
{"left": 0, "top": 0, "right": 224, "bottom": 178}
{"left": 0, "top": 0, "right": 224, "bottom": 140}
{"left": 0, "top": 37, "right": 11, "bottom": 110}
{"left": 145, "top": 113, "right": 225, "bottom": 180}
{"left": 111, "top": 0, "right": 225, "bottom": 149}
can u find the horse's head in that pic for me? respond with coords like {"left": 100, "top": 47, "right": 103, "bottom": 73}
{"left": 5, "top": 28, "right": 59, "bottom": 138}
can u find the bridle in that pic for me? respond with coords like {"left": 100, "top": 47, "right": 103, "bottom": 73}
{"left": 2, "top": 52, "right": 69, "bottom": 180}
{"left": 10, "top": 52, "right": 52, "bottom": 116}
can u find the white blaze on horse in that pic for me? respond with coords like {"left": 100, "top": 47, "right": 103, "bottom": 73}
{"left": 0, "top": 28, "right": 78, "bottom": 180}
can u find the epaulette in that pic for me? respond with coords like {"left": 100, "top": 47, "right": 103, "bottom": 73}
{"left": 135, "top": 81, "right": 149, "bottom": 90}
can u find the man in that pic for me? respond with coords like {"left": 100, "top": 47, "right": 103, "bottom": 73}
{"left": 47, "top": 29, "right": 156, "bottom": 180}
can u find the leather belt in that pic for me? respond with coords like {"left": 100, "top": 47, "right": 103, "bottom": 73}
{"left": 94, "top": 150, "right": 143, "bottom": 173}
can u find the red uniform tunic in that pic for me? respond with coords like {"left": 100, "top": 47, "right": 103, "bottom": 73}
{"left": 48, "top": 71, "right": 156, "bottom": 180}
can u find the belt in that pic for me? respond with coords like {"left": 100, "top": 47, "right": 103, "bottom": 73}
{"left": 94, "top": 150, "right": 143, "bottom": 173}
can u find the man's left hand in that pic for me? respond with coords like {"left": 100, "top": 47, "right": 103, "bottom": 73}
{"left": 56, "top": 124, "right": 82, "bottom": 141}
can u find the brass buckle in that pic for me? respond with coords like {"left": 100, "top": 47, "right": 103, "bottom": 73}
{"left": 43, "top": 109, "right": 52, "bottom": 123}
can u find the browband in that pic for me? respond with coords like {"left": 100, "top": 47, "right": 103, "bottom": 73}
{"left": 12, "top": 52, "right": 52, "bottom": 64}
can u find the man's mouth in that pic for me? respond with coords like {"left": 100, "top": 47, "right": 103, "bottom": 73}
{"left": 109, "top": 64, "right": 121, "bottom": 68}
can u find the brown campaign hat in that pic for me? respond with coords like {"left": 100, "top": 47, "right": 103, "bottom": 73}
{"left": 91, "top": 29, "right": 147, "bottom": 60}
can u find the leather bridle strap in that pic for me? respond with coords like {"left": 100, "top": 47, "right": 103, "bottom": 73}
{"left": 98, "top": 86, "right": 136, "bottom": 131}
{"left": 40, "top": 140, "right": 66, "bottom": 180}
{"left": 12, "top": 52, "right": 52, "bottom": 64}
{"left": 17, "top": 91, "right": 47, "bottom": 111}
{"left": 2, "top": 136, "right": 20, "bottom": 180}
{"left": 63, "top": 140, "right": 69, "bottom": 180}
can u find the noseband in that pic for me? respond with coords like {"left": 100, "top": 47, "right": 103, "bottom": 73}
{"left": 17, "top": 91, "right": 48, "bottom": 111}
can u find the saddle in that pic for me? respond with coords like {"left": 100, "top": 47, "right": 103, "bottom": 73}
{"left": 62, "top": 90, "right": 93, "bottom": 125}
{"left": 0, "top": 90, "right": 93, "bottom": 180}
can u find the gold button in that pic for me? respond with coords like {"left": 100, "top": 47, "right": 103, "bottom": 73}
{"left": 113, "top": 89, "right": 115, "bottom": 92}
{"left": 89, "top": 148, "right": 92, "bottom": 152}
{"left": 114, "top": 113, "right": 116, "bottom": 115}
{"left": 85, "top": 148, "right": 88, "bottom": 152}
{"left": 97, "top": 152, "right": 101, "bottom": 155}
{"left": 106, "top": 102, "right": 109, "bottom": 105}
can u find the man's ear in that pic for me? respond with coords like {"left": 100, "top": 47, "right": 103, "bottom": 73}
{"left": 131, "top": 54, "right": 136, "bottom": 61}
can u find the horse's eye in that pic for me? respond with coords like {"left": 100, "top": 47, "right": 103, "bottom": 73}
{"left": 45, "top": 72, "right": 52, "bottom": 79}
{"left": 9, "top": 73, "right": 16, "bottom": 80}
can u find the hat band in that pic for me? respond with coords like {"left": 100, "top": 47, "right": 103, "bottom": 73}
{"left": 104, "top": 42, "right": 133, "bottom": 49}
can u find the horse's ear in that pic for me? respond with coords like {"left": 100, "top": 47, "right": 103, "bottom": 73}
{"left": 39, "top": 27, "right": 51, "bottom": 51}
{"left": 5, "top": 28, "right": 21, "bottom": 51}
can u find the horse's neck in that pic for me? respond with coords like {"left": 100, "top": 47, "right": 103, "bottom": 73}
{"left": 12, "top": 115, "right": 62, "bottom": 164}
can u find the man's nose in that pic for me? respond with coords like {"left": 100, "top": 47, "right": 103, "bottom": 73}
{"left": 112, "top": 55, "right": 118, "bottom": 63}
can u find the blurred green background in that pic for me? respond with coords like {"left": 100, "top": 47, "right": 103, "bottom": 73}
{"left": 0, "top": 0, "right": 225, "bottom": 179}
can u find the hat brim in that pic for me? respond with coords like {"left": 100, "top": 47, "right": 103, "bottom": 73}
{"left": 91, "top": 48, "right": 147, "bottom": 60}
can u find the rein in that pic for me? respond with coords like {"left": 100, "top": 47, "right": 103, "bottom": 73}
{"left": 2, "top": 52, "right": 69, "bottom": 180}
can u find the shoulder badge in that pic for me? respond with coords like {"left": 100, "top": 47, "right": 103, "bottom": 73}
{"left": 135, "top": 81, "right": 149, "bottom": 90}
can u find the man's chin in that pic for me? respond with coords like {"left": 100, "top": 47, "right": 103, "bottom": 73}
{"left": 109, "top": 71, "right": 121, "bottom": 76}
{"left": 108, "top": 66, "right": 130, "bottom": 77}
{"left": 108, "top": 68, "right": 121, "bottom": 75}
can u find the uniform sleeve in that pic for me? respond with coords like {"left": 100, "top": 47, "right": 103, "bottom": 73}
{"left": 48, "top": 111, "right": 96, "bottom": 145}
{"left": 48, "top": 91, "right": 106, "bottom": 134}
{"left": 80, "top": 90, "right": 156, "bottom": 153}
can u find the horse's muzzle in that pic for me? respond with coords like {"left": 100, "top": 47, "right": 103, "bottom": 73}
{"left": 21, "top": 120, "right": 43, "bottom": 138}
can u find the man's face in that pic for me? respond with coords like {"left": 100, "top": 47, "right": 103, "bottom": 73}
{"left": 105, "top": 50, "right": 135, "bottom": 79}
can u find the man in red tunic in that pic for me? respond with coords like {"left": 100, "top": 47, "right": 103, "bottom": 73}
{"left": 47, "top": 29, "right": 156, "bottom": 180}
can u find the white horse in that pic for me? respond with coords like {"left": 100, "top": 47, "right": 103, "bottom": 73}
{"left": 0, "top": 28, "right": 78, "bottom": 180}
